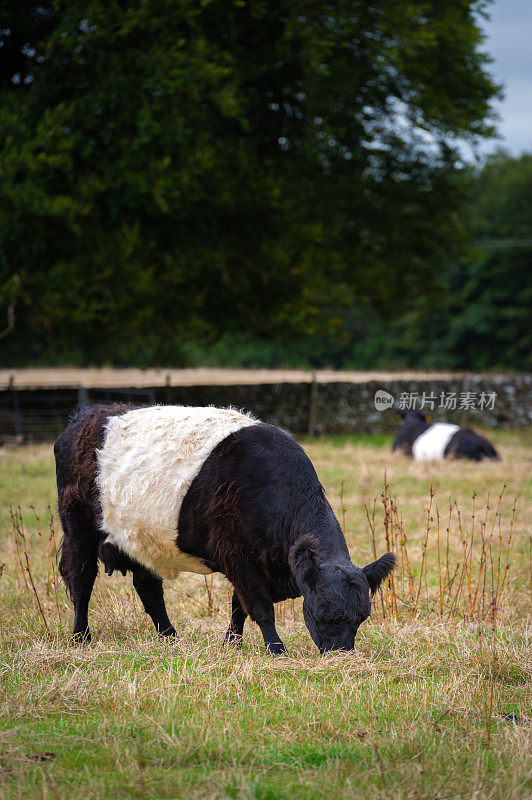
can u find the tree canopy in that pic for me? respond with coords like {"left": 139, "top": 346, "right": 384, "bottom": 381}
{"left": 0, "top": 1, "right": 505, "bottom": 366}
{"left": 442, "top": 152, "right": 532, "bottom": 371}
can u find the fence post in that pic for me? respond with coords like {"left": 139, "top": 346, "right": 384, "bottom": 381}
{"left": 10, "top": 377, "right": 22, "bottom": 438}
{"left": 459, "top": 372, "right": 471, "bottom": 426}
{"left": 164, "top": 373, "right": 172, "bottom": 404}
{"left": 308, "top": 372, "right": 318, "bottom": 437}
{"left": 77, "top": 385, "right": 89, "bottom": 407}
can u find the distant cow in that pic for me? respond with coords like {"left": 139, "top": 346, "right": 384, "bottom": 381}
{"left": 392, "top": 410, "right": 499, "bottom": 461}
{"left": 55, "top": 404, "right": 395, "bottom": 654}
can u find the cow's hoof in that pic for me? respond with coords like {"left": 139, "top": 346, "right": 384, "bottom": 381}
{"left": 158, "top": 627, "right": 178, "bottom": 640}
{"left": 223, "top": 633, "right": 243, "bottom": 650}
{"left": 266, "top": 642, "right": 287, "bottom": 656}
{"left": 71, "top": 629, "right": 91, "bottom": 645}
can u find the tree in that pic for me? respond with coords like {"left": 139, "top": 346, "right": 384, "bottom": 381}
{"left": 0, "top": 1, "right": 500, "bottom": 365}
{"left": 444, "top": 152, "right": 532, "bottom": 370}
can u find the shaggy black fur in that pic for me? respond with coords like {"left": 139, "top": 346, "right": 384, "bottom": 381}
{"left": 55, "top": 407, "right": 395, "bottom": 653}
{"left": 444, "top": 428, "right": 499, "bottom": 461}
{"left": 391, "top": 410, "right": 431, "bottom": 456}
{"left": 56, "top": 404, "right": 176, "bottom": 642}
{"left": 177, "top": 423, "right": 395, "bottom": 653}
{"left": 392, "top": 410, "right": 499, "bottom": 461}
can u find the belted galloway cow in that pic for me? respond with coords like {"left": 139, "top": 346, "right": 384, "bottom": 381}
{"left": 55, "top": 404, "right": 395, "bottom": 653}
{"left": 393, "top": 410, "right": 499, "bottom": 461}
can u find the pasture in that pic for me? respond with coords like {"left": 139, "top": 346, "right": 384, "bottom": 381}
{"left": 0, "top": 430, "right": 530, "bottom": 800}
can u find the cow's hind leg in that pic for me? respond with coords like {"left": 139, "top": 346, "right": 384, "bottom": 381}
{"left": 223, "top": 591, "right": 247, "bottom": 648}
{"left": 132, "top": 567, "right": 176, "bottom": 638}
{"left": 58, "top": 511, "right": 100, "bottom": 643}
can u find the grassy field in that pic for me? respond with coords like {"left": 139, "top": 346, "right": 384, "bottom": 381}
{"left": 0, "top": 430, "right": 530, "bottom": 800}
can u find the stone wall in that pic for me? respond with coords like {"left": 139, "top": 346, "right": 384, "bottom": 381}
{"left": 0, "top": 374, "right": 530, "bottom": 441}
{"left": 158, "top": 374, "right": 532, "bottom": 434}
{"left": 306, "top": 375, "right": 532, "bottom": 434}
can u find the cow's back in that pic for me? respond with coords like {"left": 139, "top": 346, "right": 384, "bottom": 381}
{"left": 96, "top": 405, "right": 257, "bottom": 577}
{"left": 412, "top": 423, "right": 460, "bottom": 461}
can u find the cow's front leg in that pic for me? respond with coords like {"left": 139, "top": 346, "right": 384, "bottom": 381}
{"left": 260, "top": 623, "right": 286, "bottom": 655}
{"left": 224, "top": 591, "right": 247, "bottom": 648}
{"left": 229, "top": 567, "right": 286, "bottom": 655}
{"left": 132, "top": 567, "right": 176, "bottom": 638}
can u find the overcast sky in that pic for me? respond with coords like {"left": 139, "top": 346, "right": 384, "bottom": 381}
{"left": 478, "top": 0, "right": 532, "bottom": 156}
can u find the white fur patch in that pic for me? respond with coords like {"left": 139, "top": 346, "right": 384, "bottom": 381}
{"left": 412, "top": 423, "right": 460, "bottom": 461}
{"left": 96, "top": 406, "right": 257, "bottom": 578}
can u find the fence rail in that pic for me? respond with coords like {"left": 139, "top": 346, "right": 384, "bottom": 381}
{"left": 0, "top": 374, "right": 530, "bottom": 442}
{"left": 0, "top": 387, "right": 156, "bottom": 443}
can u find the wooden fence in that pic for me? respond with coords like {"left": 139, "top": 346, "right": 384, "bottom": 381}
{"left": 0, "top": 373, "right": 530, "bottom": 442}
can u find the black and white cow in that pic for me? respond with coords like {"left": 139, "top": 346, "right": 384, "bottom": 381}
{"left": 392, "top": 410, "right": 499, "bottom": 461}
{"left": 55, "top": 404, "right": 395, "bottom": 654}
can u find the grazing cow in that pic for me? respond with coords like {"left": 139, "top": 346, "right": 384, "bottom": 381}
{"left": 392, "top": 410, "right": 499, "bottom": 461}
{"left": 55, "top": 404, "right": 395, "bottom": 654}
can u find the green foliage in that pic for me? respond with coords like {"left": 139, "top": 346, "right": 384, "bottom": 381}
{"left": 0, "top": 1, "right": 501, "bottom": 366}
{"left": 369, "top": 151, "right": 532, "bottom": 371}
{"left": 443, "top": 152, "right": 532, "bottom": 370}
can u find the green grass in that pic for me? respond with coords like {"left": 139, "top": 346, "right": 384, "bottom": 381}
{"left": 0, "top": 432, "right": 530, "bottom": 800}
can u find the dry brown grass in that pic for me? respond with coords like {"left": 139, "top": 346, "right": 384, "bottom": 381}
{"left": 0, "top": 430, "right": 530, "bottom": 799}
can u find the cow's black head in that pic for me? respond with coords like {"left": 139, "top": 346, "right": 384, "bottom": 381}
{"left": 397, "top": 409, "right": 428, "bottom": 423}
{"left": 289, "top": 535, "right": 396, "bottom": 653}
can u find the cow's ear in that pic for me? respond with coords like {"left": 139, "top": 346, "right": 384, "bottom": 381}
{"left": 363, "top": 553, "right": 396, "bottom": 594}
{"left": 289, "top": 534, "right": 321, "bottom": 592}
